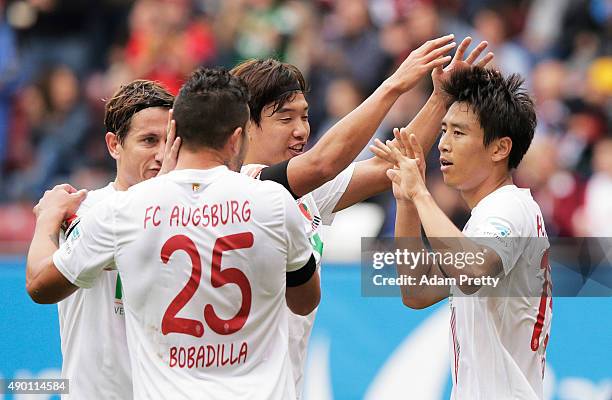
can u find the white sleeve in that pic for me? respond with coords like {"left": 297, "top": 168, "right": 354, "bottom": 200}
{"left": 282, "top": 189, "right": 314, "bottom": 273}
{"left": 469, "top": 209, "right": 527, "bottom": 276}
{"left": 53, "top": 196, "right": 117, "bottom": 288}
{"left": 311, "top": 163, "right": 355, "bottom": 225}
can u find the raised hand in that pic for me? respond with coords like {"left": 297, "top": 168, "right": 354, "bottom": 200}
{"left": 160, "top": 109, "right": 181, "bottom": 175}
{"left": 432, "top": 37, "right": 494, "bottom": 96}
{"left": 371, "top": 130, "right": 428, "bottom": 201}
{"left": 386, "top": 34, "right": 456, "bottom": 94}
{"left": 370, "top": 128, "right": 426, "bottom": 178}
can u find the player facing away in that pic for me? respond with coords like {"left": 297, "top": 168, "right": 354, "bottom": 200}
{"left": 26, "top": 68, "right": 320, "bottom": 400}
{"left": 231, "top": 35, "right": 493, "bottom": 397}
{"left": 376, "top": 67, "right": 552, "bottom": 399}
{"left": 24, "top": 80, "right": 176, "bottom": 399}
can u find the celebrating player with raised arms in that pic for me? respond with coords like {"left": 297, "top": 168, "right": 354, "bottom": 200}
{"left": 231, "top": 35, "right": 493, "bottom": 397}
{"left": 26, "top": 68, "right": 320, "bottom": 400}
{"left": 374, "top": 65, "right": 552, "bottom": 399}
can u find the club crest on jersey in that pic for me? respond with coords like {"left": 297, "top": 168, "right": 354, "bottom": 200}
{"left": 192, "top": 183, "right": 201, "bottom": 192}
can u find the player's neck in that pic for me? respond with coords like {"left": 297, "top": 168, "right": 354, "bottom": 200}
{"left": 175, "top": 148, "right": 228, "bottom": 171}
{"left": 460, "top": 173, "right": 513, "bottom": 209}
{"left": 243, "top": 151, "right": 268, "bottom": 166}
{"left": 113, "top": 178, "right": 129, "bottom": 192}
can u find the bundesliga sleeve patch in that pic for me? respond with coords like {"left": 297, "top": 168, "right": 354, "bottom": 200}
{"left": 63, "top": 221, "right": 83, "bottom": 256}
{"left": 64, "top": 216, "right": 81, "bottom": 239}
{"left": 476, "top": 217, "right": 513, "bottom": 248}
{"left": 486, "top": 217, "right": 512, "bottom": 237}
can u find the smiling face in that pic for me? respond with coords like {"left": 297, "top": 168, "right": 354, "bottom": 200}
{"left": 438, "top": 102, "right": 496, "bottom": 191}
{"left": 247, "top": 92, "right": 310, "bottom": 165}
{"left": 111, "top": 107, "right": 169, "bottom": 189}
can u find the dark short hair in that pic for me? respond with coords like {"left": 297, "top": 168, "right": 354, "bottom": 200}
{"left": 173, "top": 67, "right": 250, "bottom": 150}
{"left": 230, "top": 58, "right": 307, "bottom": 126}
{"left": 104, "top": 80, "right": 174, "bottom": 144}
{"left": 442, "top": 67, "right": 537, "bottom": 169}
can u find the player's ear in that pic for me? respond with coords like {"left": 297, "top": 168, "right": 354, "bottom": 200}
{"left": 228, "top": 127, "right": 243, "bottom": 154}
{"left": 105, "top": 132, "right": 121, "bottom": 160}
{"left": 492, "top": 137, "right": 512, "bottom": 164}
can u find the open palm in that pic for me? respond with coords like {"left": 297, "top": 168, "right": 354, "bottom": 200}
{"left": 432, "top": 37, "right": 495, "bottom": 96}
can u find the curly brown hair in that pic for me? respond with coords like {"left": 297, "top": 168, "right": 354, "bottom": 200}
{"left": 104, "top": 80, "right": 174, "bottom": 144}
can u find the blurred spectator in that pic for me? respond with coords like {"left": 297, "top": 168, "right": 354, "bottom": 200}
{"left": 472, "top": 6, "right": 532, "bottom": 76}
{"left": 313, "top": 77, "right": 364, "bottom": 144}
{"left": 582, "top": 137, "right": 612, "bottom": 236}
{"left": 7, "top": 65, "right": 91, "bottom": 201}
{"left": 124, "top": 0, "right": 217, "bottom": 94}
{"left": 0, "top": 1, "right": 21, "bottom": 169}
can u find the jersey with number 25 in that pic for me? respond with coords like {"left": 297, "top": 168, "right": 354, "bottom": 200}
{"left": 53, "top": 167, "right": 314, "bottom": 400}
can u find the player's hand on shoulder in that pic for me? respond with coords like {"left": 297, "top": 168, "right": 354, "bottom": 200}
{"left": 159, "top": 109, "right": 181, "bottom": 175}
{"left": 386, "top": 34, "right": 455, "bottom": 94}
{"left": 33, "top": 184, "right": 87, "bottom": 222}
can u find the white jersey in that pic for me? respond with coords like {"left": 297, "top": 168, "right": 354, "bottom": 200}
{"left": 57, "top": 182, "right": 132, "bottom": 400}
{"left": 53, "top": 167, "right": 314, "bottom": 400}
{"left": 450, "top": 185, "right": 552, "bottom": 400}
{"left": 241, "top": 163, "right": 354, "bottom": 397}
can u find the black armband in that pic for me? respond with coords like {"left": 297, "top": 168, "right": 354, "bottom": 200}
{"left": 259, "top": 160, "right": 299, "bottom": 199}
{"left": 287, "top": 254, "right": 316, "bottom": 287}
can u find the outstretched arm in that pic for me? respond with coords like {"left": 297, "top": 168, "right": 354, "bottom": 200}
{"left": 286, "top": 35, "right": 457, "bottom": 197}
{"left": 332, "top": 38, "right": 494, "bottom": 212}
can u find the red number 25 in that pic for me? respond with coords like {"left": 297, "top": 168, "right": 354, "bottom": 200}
{"left": 160, "top": 233, "right": 254, "bottom": 337}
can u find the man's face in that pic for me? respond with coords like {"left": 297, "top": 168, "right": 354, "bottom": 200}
{"left": 250, "top": 92, "right": 310, "bottom": 165}
{"left": 116, "top": 107, "right": 168, "bottom": 187}
{"left": 438, "top": 102, "right": 493, "bottom": 191}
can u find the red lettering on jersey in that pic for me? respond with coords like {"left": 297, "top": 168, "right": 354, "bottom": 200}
{"left": 206, "top": 345, "right": 215, "bottom": 367}
{"left": 231, "top": 200, "right": 241, "bottom": 224}
{"left": 221, "top": 203, "right": 230, "bottom": 225}
{"left": 187, "top": 346, "right": 196, "bottom": 368}
{"left": 192, "top": 207, "right": 201, "bottom": 225}
{"left": 242, "top": 201, "right": 251, "bottom": 222}
{"left": 220, "top": 344, "right": 230, "bottom": 366}
{"left": 204, "top": 233, "right": 254, "bottom": 335}
{"left": 169, "top": 206, "right": 179, "bottom": 227}
{"left": 168, "top": 342, "right": 248, "bottom": 368}
{"left": 181, "top": 207, "right": 192, "bottom": 227}
{"left": 161, "top": 235, "right": 205, "bottom": 337}
{"left": 202, "top": 205, "right": 210, "bottom": 226}
{"left": 238, "top": 342, "right": 248, "bottom": 364}
{"left": 536, "top": 215, "right": 547, "bottom": 238}
{"left": 211, "top": 205, "right": 219, "bottom": 227}
{"left": 144, "top": 206, "right": 161, "bottom": 229}
{"left": 169, "top": 347, "right": 177, "bottom": 367}
{"left": 531, "top": 249, "right": 552, "bottom": 351}
{"left": 196, "top": 346, "right": 205, "bottom": 367}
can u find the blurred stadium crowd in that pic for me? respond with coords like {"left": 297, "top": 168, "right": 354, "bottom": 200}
{"left": 0, "top": 0, "right": 610, "bottom": 251}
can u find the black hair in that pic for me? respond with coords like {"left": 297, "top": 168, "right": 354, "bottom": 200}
{"left": 442, "top": 67, "right": 537, "bottom": 169}
{"left": 173, "top": 67, "right": 250, "bottom": 150}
